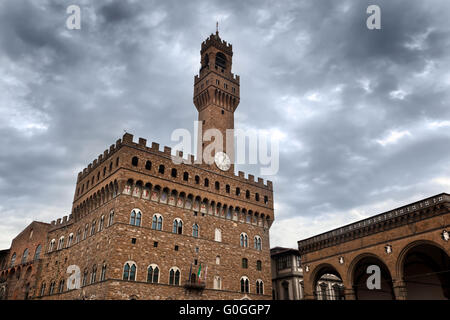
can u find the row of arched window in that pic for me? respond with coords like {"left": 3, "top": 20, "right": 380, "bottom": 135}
{"left": 122, "top": 261, "right": 264, "bottom": 294}
{"left": 48, "top": 211, "right": 114, "bottom": 253}
{"left": 129, "top": 156, "right": 270, "bottom": 206}
{"left": 122, "top": 262, "right": 180, "bottom": 285}
{"left": 240, "top": 233, "right": 262, "bottom": 251}
{"left": 127, "top": 209, "right": 262, "bottom": 247}
{"left": 9, "top": 245, "right": 42, "bottom": 268}
{"left": 40, "top": 263, "right": 107, "bottom": 296}
{"left": 240, "top": 276, "right": 264, "bottom": 295}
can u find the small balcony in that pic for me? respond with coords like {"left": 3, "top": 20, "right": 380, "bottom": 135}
{"left": 183, "top": 279, "right": 206, "bottom": 291}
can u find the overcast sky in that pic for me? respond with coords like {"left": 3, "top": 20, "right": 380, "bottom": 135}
{"left": 1, "top": 0, "right": 450, "bottom": 250}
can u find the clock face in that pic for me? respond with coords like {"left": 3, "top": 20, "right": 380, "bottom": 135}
{"left": 214, "top": 152, "right": 231, "bottom": 171}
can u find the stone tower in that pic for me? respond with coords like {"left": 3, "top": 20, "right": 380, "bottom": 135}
{"left": 193, "top": 29, "right": 240, "bottom": 174}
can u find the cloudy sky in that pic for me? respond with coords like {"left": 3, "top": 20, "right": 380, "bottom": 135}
{"left": 1, "top": 0, "right": 450, "bottom": 250}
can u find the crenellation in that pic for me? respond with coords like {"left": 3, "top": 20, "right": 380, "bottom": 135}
{"left": 138, "top": 138, "right": 147, "bottom": 147}
{"left": 151, "top": 142, "right": 159, "bottom": 151}
{"left": 122, "top": 132, "right": 134, "bottom": 143}
{"left": 164, "top": 146, "right": 171, "bottom": 155}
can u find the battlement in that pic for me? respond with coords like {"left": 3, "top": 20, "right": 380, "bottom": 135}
{"left": 201, "top": 33, "right": 233, "bottom": 56}
{"left": 77, "top": 139, "right": 123, "bottom": 182}
{"left": 120, "top": 133, "right": 273, "bottom": 191}
{"left": 194, "top": 71, "right": 240, "bottom": 85}
{"left": 49, "top": 214, "right": 74, "bottom": 231}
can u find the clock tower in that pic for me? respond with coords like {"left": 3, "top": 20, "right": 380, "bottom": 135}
{"left": 193, "top": 27, "right": 240, "bottom": 173}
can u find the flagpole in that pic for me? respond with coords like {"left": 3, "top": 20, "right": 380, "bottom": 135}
{"left": 188, "top": 263, "right": 192, "bottom": 282}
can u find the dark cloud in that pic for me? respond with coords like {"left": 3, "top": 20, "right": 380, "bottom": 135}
{"left": 1, "top": 0, "right": 449, "bottom": 249}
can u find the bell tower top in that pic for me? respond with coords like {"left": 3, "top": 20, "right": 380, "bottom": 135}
{"left": 193, "top": 29, "right": 240, "bottom": 173}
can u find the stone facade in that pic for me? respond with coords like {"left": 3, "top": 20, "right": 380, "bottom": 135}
{"left": 0, "top": 30, "right": 275, "bottom": 300}
{"left": 298, "top": 193, "right": 450, "bottom": 300}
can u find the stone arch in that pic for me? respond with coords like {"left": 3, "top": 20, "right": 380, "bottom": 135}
{"left": 396, "top": 239, "right": 450, "bottom": 299}
{"left": 348, "top": 253, "right": 395, "bottom": 300}
{"left": 309, "top": 263, "right": 345, "bottom": 300}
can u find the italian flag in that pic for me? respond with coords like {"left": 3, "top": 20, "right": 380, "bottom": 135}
{"left": 197, "top": 263, "right": 202, "bottom": 281}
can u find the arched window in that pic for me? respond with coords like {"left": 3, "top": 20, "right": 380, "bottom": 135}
{"left": 158, "top": 164, "right": 165, "bottom": 174}
{"left": 215, "top": 52, "right": 227, "bottom": 69}
{"left": 10, "top": 253, "right": 16, "bottom": 267}
{"left": 236, "top": 187, "right": 241, "bottom": 196}
{"left": 226, "top": 184, "right": 230, "bottom": 193}
{"left": 82, "top": 269, "right": 88, "bottom": 287}
{"left": 99, "top": 215, "right": 104, "bottom": 231}
{"left": 240, "top": 233, "right": 248, "bottom": 248}
{"left": 246, "top": 190, "right": 250, "bottom": 199}
{"left": 131, "top": 156, "right": 139, "bottom": 166}
{"left": 40, "top": 283, "right": 46, "bottom": 297}
{"left": 204, "top": 178, "right": 209, "bottom": 187}
{"left": 152, "top": 214, "right": 163, "bottom": 230}
{"left": 171, "top": 168, "right": 177, "bottom": 178}
{"left": 34, "top": 245, "right": 42, "bottom": 261}
{"left": 214, "top": 276, "right": 222, "bottom": 290}
{"left": 49, "top": 281, "right": 56, "bottom": 295}
{"left": 264, "top": 196, "right": 268, "bottom": 205}
{"left": 123, "top": 262, "right": 137, "bottom": 281}
{"left": 130, "top": 209, "right": 142, "bottom": 226}
{"left": 192, "top": 224, "right": 199, "bottom": 238}
{"left": 215, "top": 229, "right": 222, "bottom": 242}
{"left": 254, "top": 236, "right": 262, "bottom": 251}
{"left": 195, "top": 175, "right": 200, "bottom": 184}
{"left": 256, "top": 280, "right": 264, "bottom": 295}
{"left": 242, "top": 258, "right": 248, "bottom": 269}
{"left": 108, "top": 210, "right": 114, "bottom": 226}
{"left": 48, "top": 239, "right": 55, "bottom": 252}
{"left": 215, "top": 181, "right": 220, "bottom": 190}
{"left": 109, "top": 162, "right": 113, "bottom": 172}
{"left": 58, "top": 280, "right": 65, "bottom": 293}
{"left": 169, "top": 267, "right": 180, "bottom": 286}
{"left": 76, "top": 229, "right": 81, "bottom": 243}
{"left": 173, "top": 218, "right": 183, "bottom": 234}
{"left": 68, "top": 233, "right": 74, "bottom": 247}
{"left": 100, "top": 263, "right": 107, "bottom": 281}
{"left": 216, "top": 256, "right": 220, "bottom": 265}
{"left": 90, "top": 220, "right": 96, "bottom": 235}
{"left": 256, "top": 260, "right": 262, "bottom": 271}
{"left": 21, "top": 249, "right": 29, "bottom": 264}
{"left": 57, "top": 237, "right": 65, "bottom": 250}
{"left": 147, "top": 264, "right": 160, "bottom": 283}
{"left": 183, "top": 172, "right": 189, "bottom": 181}
{"left": 145, "top": 160, "right": 152, "bottom": 170}
{"left": 84, "top": 224, "right": 89, "bottom": 239}
{"left": 240, "top": 276, "right": 249, "bottom": 293}
{"left": 255, "top": 193, "right": 260, "bottom": 201}
{"left": 91, "top": 265, "right": 97, "bottom": 284}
